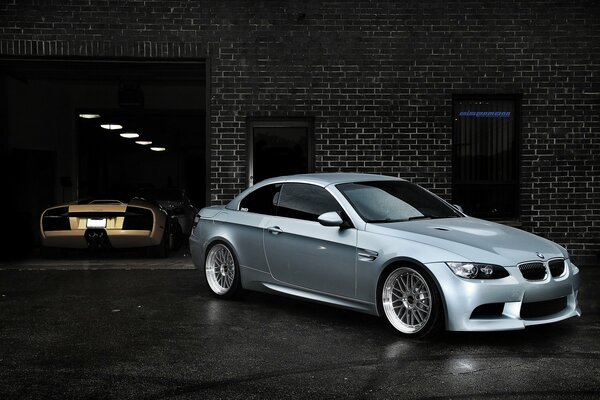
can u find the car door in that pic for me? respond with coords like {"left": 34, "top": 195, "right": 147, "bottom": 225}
{"left": 263, "top": 183, "right": 357, "bottom": 298}
{"left": 233, "top": 183, "right": 282, "bottom": 273}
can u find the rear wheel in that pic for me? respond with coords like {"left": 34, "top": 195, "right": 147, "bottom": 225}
{"left": 380, "top": 266, "right": 442, "bottom": 338}
{"left": 169, "top": 220, "right": 183, "bottom": 251}
{"left": 205, "top": 242, "right": 241, "bottom": 298}
{"left": 146, "top": 225, "right": 169, "bottom": 258}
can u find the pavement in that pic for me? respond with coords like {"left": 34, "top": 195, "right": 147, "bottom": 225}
{"left": 0, "top": 251, "right": 599, "bottom": 399}
{"left": 0, "top": 246, "right": 195, "bottom": 270}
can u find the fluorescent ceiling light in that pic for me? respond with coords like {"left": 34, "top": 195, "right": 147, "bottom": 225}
{"left": 78, "top": 113, "right": 101, "bottom": 119}
{"left": 120, "top": 132, "right": 140, "bottom": 139}
{"left": 100, "top": 124, "right": 123, "bottom": 130}
{"left": 135, "top": 140, "right": 153, "bottom": 145}
{"left": 150, "top": 147, "right": 166, "bottom": 152}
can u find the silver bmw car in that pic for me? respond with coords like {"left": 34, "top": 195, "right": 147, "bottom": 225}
{"left": 190, "top": 173, "right": 581, "bottom": 337}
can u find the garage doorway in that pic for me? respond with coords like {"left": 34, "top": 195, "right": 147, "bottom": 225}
{"left": 77, "top": 109, "right": 205, "bottom": 204}
{"left": 0, "top": 58, "right": 208, "bottom": 259}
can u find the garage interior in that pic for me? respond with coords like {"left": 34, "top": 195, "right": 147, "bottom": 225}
{"left": 0, "top": 59, "right": 207, "bottom": 259}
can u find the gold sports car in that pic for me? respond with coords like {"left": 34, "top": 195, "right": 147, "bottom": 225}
{"left": 40, "top": 198, "right": 176, "bottom": 257}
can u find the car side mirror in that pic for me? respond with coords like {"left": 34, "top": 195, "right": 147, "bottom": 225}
{"left": 453, "top": 204, "right": 464, "bottom": 213}
{"left": 318, "top": 211, "right": 344, "bottom": 227}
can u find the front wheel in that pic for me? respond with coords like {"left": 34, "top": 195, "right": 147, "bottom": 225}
{"left": 380, "top": 266, "right": 442, "bottom": 338}
{"left": 205, "top": 242, "right": 241, "bottom": 298}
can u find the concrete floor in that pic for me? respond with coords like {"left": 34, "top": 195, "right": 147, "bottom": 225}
{"left": 0, "top": 253, "right": 599, "bottom": 399}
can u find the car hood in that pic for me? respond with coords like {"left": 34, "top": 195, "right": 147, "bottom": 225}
{"left": 367, "top": 217, "right": 567, "bottom": 266}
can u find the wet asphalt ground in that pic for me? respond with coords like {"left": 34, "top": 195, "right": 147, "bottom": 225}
{"left": 0, "top": 251, "right": 599, "bottom": 399}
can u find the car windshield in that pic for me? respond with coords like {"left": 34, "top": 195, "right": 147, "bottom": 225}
{"left": 336, "top": 180, "right": 462, "bottom": 223}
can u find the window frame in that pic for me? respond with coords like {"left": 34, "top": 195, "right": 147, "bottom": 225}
{"left": 238, "top": 183, "right": 282, "bottom": 216}
{"left": 451, "top": 94, "right": 522, "bottom": 220}
{"left": 237, "top": 181, "right": 353, "bottom": 227}
{"left": 246, "top": 117, "right": 314, "bottom": 187}
{"left": 275, "top": 182, "right": 345, "bottom": 223}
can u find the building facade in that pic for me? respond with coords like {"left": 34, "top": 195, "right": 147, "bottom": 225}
{"left": 0, "top": 0, "right": 598, "bottom": 263}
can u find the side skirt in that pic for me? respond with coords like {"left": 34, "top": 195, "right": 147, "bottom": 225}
{"left": 240, "top": 265, "right": 377, "bottom": 315}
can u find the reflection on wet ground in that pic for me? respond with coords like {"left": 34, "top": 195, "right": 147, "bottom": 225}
{"left": 0, "top": 245, "right": 194, "bottom": 270}
{"left": 0, "top": 264, "right": 598, "bottom": 399}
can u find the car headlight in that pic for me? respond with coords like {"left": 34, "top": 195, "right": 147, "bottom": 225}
{"left": 446, "top": 262, "right": 509, "bottom": 279}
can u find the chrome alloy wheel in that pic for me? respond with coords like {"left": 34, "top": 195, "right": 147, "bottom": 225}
{"left": 205, "top": 244, "right": 236, "bottom": 295}
{"left": 382, "top": 267, "right": 432, "bottom": 334}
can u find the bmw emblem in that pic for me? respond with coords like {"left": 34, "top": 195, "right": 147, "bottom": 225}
{"left": 536, "top": 252, "right": 545, "bottom": 259}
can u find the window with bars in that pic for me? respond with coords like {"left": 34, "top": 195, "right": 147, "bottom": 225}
{"left": 452, "top": 96, "right": 520, "bottom": 219}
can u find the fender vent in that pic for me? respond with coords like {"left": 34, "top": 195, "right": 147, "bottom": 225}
{"left": 42, "top": 207, "right": 70, "bottom": 231}
{"left": 123, "top": 207, "right": 154, "bottom": 230}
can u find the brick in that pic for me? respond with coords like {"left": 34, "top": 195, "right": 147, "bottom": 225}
{"left": 0, "top": 0, "right": 598, "bottom": 263}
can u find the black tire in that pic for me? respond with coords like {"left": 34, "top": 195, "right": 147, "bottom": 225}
{"left": 146, "top": 225, "right": 169, "bottom": 258}
{"left": 378, "top": 264, "right": 443, "bottom": 338}
{"left": 170, "top": 220, "right": 183, "bottom": 251}
{"left": 204, "top": 242, "right": 242, "bottom": 299}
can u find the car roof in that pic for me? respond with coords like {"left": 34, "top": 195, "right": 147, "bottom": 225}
{"left": 227, "top": 173, "right": 404, "bottom": 209}
{"left": 255, "top": 173, "right": 403, "bottom": 187}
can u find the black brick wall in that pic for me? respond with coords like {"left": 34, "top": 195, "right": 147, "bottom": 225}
{"left": 1, "top": 1, "right": 598, "bottom": 263}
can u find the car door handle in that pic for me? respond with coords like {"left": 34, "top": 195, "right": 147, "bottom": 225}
{"left": 267, "top": 226, "right": 283, "bottom": 235}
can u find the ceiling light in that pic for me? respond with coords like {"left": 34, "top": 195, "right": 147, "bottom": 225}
{"left": 100, "top": 124, "right": 123, "bottom": 130}
{"left": 120, "top": 132, "right": 140, "bottom": 139}
{"left": 150, "top": 147, "right": 166, "bottom": 152}
{"left": 135, "top": 140, "right": 153, "bottom": 145}
{"left": 78, "top": 113, "right": 101, "bottom": 119}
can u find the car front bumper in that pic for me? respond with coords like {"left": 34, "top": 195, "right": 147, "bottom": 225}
{"left": 426, "top": 260, "right": 581, "bottom": 331}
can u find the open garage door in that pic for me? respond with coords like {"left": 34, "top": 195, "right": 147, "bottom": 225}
{"left": 0, "top": 58, "right": 207, "bottom": 259}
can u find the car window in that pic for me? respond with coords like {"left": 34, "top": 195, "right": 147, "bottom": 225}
{"left": 239, "top": 184, "right": 281, "bottom": 215}
{"left": 277, "top": 183, "right": 343, "bottom": 222}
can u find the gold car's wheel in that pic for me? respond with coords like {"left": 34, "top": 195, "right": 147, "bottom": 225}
{"left": 205, "top": 243, "right": 241, "bottom": 298}
{"left": 380, "top": 266, "right": 442, "bottom": 337}
{"left": 146, "top": 225, "right": 169, "bottom": 258}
